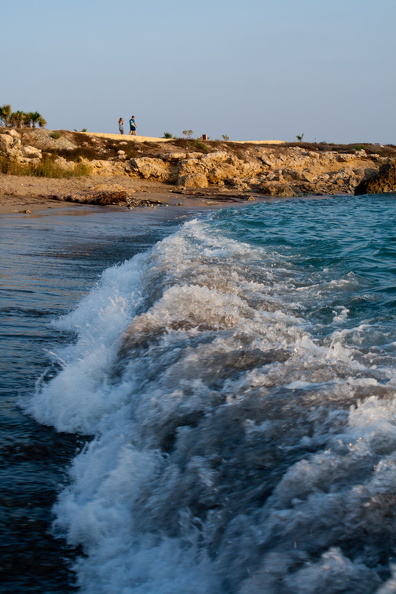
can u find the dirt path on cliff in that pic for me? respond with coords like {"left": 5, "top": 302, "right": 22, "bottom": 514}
{"left": 86, "top": 132, "right": 286, "bottom": 145}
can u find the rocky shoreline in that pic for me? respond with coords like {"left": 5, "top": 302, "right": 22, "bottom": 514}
{"left": 1, "top": 128, "right": 395, "bottom": 213}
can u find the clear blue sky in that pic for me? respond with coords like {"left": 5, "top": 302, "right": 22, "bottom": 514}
{"left": 2, "top": 0, "right": 395, "bottom": 143}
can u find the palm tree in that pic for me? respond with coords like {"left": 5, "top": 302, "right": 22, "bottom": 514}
{"left": 1, "top": 105, "right": 46, "bottom": 129}
{"left": 23, "top": 112, "right": 32, "bottom": 127}
{"left": 29, "top": 111, "right": 42, "bottom": 129}
{"left": 9, "top": 112, "right": 17, "bottom": 127}
{"left": 0, "top": 104, "right": 12, "bottom": 126}
{"left": 10, "top": 110, "right": 25, "bottom": 128}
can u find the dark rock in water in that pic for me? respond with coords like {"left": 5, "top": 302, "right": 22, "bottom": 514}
{"left": 49, "top": 190, "right": 163, "bottom": 208}
{"left": 355, "top": 161, "right": 396, "bottom": 195}
{"left": 65, "top": 190, "right": 130, "bottom": 205}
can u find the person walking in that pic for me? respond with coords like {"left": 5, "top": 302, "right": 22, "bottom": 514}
{"left": 129, "top": 116, "right": 137, "bottom": 135}
{"left": 118, "top": 117, "right": 124, "bottom": 134}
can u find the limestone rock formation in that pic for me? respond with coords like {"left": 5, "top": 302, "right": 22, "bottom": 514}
{"left": 177, "top": 173, "right": 209, "bottom": 188}
{"left": 1, "top": 127, "right": 394, "bottom": 197}
{"left": 259, "top": 182, "right": 295, "bottom": 197}
{"left": 178, "top": 158, "right": 205, "bottom": 176}
{"left": 120, "top": 147, "right": 385, "bottom": 197}
{"left": 87, "top": 159, "right": 126, "bottom": 176}
{"left": 21, "top": 145, "right": 42, "bottom": 159}
{"left": 127, "top": 157, "right": 172, "bottom": 181}
{"left": 354, "top": 161, "right": 396, "bottom": 195}
{"left": 0, "top": 129, "right": 42, "bottom": 162}
{"left": 0, "top": 133, "right": 18, "bottom": 153}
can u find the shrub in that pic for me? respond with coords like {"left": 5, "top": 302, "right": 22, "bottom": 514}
{"left": 50, "top": 132, "right": 61, "bottom": 139}
{"left": 0, "top": 155, "right": 91, "bottom": 178}
{"left": 163, "top": 132, "right": 174, "bottom": 138}
{"left": 191, "top": 139, "right": 210, "bottom": 153}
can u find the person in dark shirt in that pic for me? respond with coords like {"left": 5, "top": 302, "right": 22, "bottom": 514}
{"left": 129, "top": 116, "right": 137, "bottom": 135}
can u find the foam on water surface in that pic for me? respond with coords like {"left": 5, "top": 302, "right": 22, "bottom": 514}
{"left": 25, "top": 197, "right": 396, "bottom": 593}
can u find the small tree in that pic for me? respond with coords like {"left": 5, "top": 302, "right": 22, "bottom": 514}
{"left": 1, "top": 105, "right": 47, "bottom": 128}
{"left": 163, "top": 132, "right": 174, "bottom": 138}
{"left": 221, "top": 134, "right": 230, "bottom": 141}
{"left": 29, "top": 111, "right": 43, "bottom": 129}
{"left": 0, "top": 104, "right": 12, "bottom": 126}
{"left": 9, "top": 111, "right": 24, "bottom": 128}
{"left": 296, "top": 133, "right": 304, "bottom": 142}
{"left": 182, "top": 129, "right": 193, "bottom": 139}
{"left": 24, "top": 112, "right": 33, "bottom": 127}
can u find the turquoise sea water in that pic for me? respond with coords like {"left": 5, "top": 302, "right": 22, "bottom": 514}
{"left": 2, "top": 194, "right": 396, "bottom": 593}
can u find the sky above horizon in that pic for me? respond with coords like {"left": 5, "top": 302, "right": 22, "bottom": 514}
{"left": 2, "top": 0, "right": 395, "bottom": 143}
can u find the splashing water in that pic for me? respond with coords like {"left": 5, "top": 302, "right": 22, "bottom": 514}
{"left": 24, "top": 195, "right": 396, "bottom": 593}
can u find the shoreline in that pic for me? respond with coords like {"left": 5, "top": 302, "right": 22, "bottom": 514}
{"left": 2, "top": 128, "right": 394, "bottom": 214}
{"left": 0, "top": 174, "right": 266, "bottom": 215}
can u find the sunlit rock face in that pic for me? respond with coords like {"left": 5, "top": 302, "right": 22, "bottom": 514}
{"left": 1, "top": 127, "right": 393, "bottom": 196}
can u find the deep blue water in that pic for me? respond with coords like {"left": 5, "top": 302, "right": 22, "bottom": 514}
{"left": 2, "top": 195, "right": 396, "bottom": 593}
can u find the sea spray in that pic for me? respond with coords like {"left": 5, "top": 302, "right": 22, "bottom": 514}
{"left": 25, "top": 196, "right": 396, "bottom": 593}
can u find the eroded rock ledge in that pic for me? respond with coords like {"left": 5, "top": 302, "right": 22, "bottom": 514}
{"left": 1, "top": 128, "right": 396, "bottom": 197}
{"left": 354, "top": 162, "right": 396, "bottom": 195}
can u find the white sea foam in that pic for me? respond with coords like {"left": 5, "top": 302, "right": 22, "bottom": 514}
{"left": 26, "top": 217, "right": 396, "bottom": 593}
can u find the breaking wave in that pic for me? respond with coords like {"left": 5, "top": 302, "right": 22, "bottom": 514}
{"left": 25, "top": 196, "right": 396, "bottom": 593}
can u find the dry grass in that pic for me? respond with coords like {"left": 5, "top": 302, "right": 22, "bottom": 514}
{"left": 0, "top": 155, "right": 91, "bottom": 178}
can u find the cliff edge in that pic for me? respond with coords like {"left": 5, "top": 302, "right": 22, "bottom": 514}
{"left": 1, "top": 128, "right": 396, "bottom": 199}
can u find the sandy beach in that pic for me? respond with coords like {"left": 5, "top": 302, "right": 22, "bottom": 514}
{"left": 0, "top": 174, "right": 257, "bottom": 215}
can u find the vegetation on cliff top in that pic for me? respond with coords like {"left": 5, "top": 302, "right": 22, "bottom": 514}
{"left": 0, "top": 104, "right": 46, "bottom": 129}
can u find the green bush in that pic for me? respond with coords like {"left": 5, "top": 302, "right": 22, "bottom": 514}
{"left": 191, "top": 139, "right": 210, "bottom": 152}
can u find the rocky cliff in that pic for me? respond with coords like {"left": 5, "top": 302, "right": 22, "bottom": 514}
{"left": 1, "top": 128, "right": 396, "bottom": 197}
{"left": 354, "top": 161, "right": 396, "bottom": 195}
